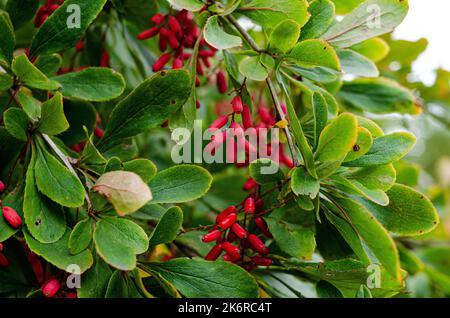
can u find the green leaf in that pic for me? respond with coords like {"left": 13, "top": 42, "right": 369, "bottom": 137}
{"left": 29, "top": 0, "right": 108, "bottom": 57}
{"left": 3, "top": 107, "right": 29, "bottom": 141}
{"left": 315, "top": 113, "right": 358, "bottom": 162}
{"left": 266, "top": 205, "right": 316, "bottom": 259}
{"left": 291, "top": 166, "right": 320, "bottom": 199}
{"left": 351, "top": 37, "right": 390, "bottom": 63}
{"left": 269, "top": 19, "right": 301, "bottom": 53}
{"left": 23, "top": 228, "right": 93, "bottom": 274}
{"left": 5, "top": 0, "right": 39, "bottom": 29}
{"left": 344, "top": 127, "right": 373, "bottom": 162}
{"left": 288, "top": 39, "right": 340, "bottom": 71}
{"left": 34, "top": 54, "right": 63, "bottom": 77}
{"left": 204, "top": 15, "right": 242, "bottom": 50}
{"left": 316, "top": 280, "right": 343, "bottom": 298}
{"left": 356, "top": 116, "right": 384, "bottom": 138}
{"left": 24, "top": 148, "right": 66, "bottom": 244}
{"left": 149, "top": 165, "right": 212, "bottom": 204}
{"left": 93, "top": 171, "right": 152, "bottom": 216}
{"left": 98, "top": 70, "right": 191, "bottom": 151}
{"left": 59, "top": 99, "right": 97, "bottom": 146}
{"left": 249, "top": 158, "right": 283, "bottom": 184}
{"left": 0, "top": 186, "right": 24, "bottom": 242}
{"left": 69, "top": 218, "right": 93, "bottom": 255}
{"left": 149, "top": 206, "right": 183, "bottom": 247}
{"left": 16, "top": 88, "right": 41, "bottom": 121}
{"left": 93, "top": 216, "right": 149, "bottom": 271}
{"left": 0, "top": 10, "right": 15, "bottom": 67}
{"left": 239, "top": 56, "right": 268, "bottom": 81}
{"left": 123, "top": 159, "right": 157, "bottom": 183}
{"left": 300, "top": 0, "right": 335, "bottom": 40}
{"left": 312, "top": 91, "right": 328, "bottom": 146}
{"left": 337, "top": 49, "right": 379, "bottom": 77}
{"left": 12, "top": 54, "right": 60, "bottom": 91}
{"left": 344, "top": 164, "right": 396, "bottom": 192}
{"left": 105, "top": 270, "right": 129, "bottom": 298}
{"left": 140, "top": 258, "right": 259, "bottom": 298}
{"left": 77, "top": 254, "right": 112, "bottom": 298}
{"left": 344, "top": 132, "right": 416, "bottom": 167}
{"left": 356, "top": 284, "right": 373, "bottom": 298}
{"left": 51, "top": 67, "right": 125, "bottom": 102}
{"left": 238, "top": 0, "right": 310, "bottom": 30}
{"left": 169, "top": 0, "right": 204, "bottom": 12}
{"left": 339, "top": 78, "right": 417, "bottom": 114}
{"left": 37, "top": 92, "right": 69, "bottom": 136}
{"left": 34, "top": 142, "right": 85, "bottom": 207}
{"left": 331, "top": 197, "right": 401, "bottom": 280}
{"left": 0, "top": 72, "right": 13, "bottom": 91}
{"left": 322, "top": 0, "right": 409, "bottom": 48}
{"left": 357, "top": 184, "right": 439, "bottom": 236}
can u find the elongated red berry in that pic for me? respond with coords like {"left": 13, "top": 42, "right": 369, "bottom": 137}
{"left": 244, "top": 197, "right": 255, "bottom": 214}
{"left": 0, "top": 242, "right": 3, "bottom": 252}
{"left": 137, "top": 27, "right": 160, "bottom": 40}
{"left": 2, "top": 206, "right": 22, "bottom": 229}
{"left": 168, "top": 16, "right": 182, "bottom": 37}
{"left": 259, "top": 106, "right": 275, "bottom": 125}
{"left": 75, "top": 40, "right": 85, "bottom": 52}
{"left": 205, "top": 243, "right": 223, "bottom": 261}
{"left": 216, "top": 71, "right": 227, "bottom": 94}
{"left": 94, "top": 127, "right": 104, "bottom": 139}
{"left": 42, "top": 279, "right": 60, "bottom": 298}
{"left": 254, "top": 217, "right": 273, "bottom": 238}
{"left": 153, "top": 53, "right": 171, "bottom": 72}
{"left": 167, "top": 31, "right": 180, "bottom": 50}
{"left": 199, "top": 50, "right": 215, "bottom": 58}
{"left": 100, "top": 51, "right": 109, "bottom": 67}
{"left": 0, "top": 181, "right": 5, "bottom": 192}
{"left": 242, "top": 104, "right": 253, "bottom": 129}
{"left": 151, "top": 13, "right": 165, "bottom": 25}
{"left": 65, "top": 292, "right": 77, "bottom": 299}
{"left": 218, "top": 213, "right": 237, "bottom": 230}
{"left": 208, "top": 115, "right": 229, "bottom": 132}
{"left": 216, "top": 206, "right": 237, "bottom": 224}
{"left": 222, "top": 242, "right": 241, "bottom": 260}
{"left": 231, "top": 223, "right": 247, "bottom": 239}
{"left": 172, "top": 58, "right": 183, "bottom": 69}
{"left": 196, "top": 100, "right": 201, "bottom": 109}
{"left": 0, "top": 252, "right": 9, "bottom": 267}
{"left": 232, "top": 96, "right": 243, "bottom": 114}
{"left": 202, "top": 229, "right": 221, "bottom": 243}
{"left": 252, "top": 256, "right": 272, "bottom": 266}
{"left": 158, "top": 31, "right": 168, "bottom": 52}
{"left": 243, "top": 178, "right": 257, "bottom": 192}
{"left": 247, "top": 234, "right": 269, "bottom": 255}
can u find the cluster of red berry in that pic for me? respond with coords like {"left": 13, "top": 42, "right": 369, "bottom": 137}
{"left": 137, "top": 10, "right": 218, "bottom": 101}
{"left": 202, "top": 196, "right": 273, "bottom": 270}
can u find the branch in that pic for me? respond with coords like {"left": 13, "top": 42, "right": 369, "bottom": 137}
{"left": 226, "top": 15, "right": 262, "bottom": 52}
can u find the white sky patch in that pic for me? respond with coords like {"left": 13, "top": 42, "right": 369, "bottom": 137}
{"left": 393, "top": 0, "right": 450, "bottom": 85}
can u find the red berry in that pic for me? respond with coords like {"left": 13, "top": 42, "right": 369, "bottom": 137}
{"left": 252, "top": 256, "right": 272, "bottom": 266}
{"left": 195, "top": 76, "right": 200, "bottom": 86}
{"left": 199, "top": 50, "right": 215, "bottom": 58}
{"left": 208, "top": 115, "right": 229, "bottom": 132}
{"left": 231, "top": 223, "right": 248, "bottom": 239}
{"left": 42, "top": 279, "right": 61, "bottom": 298}
{"left": 216, "top": 71, "right": 227, "bottom": 94}
{"left": 2, "top": 206, "right": 22, "bottom": 229}
{"left": 222, "top": 242, "right": 241, "bottom": 260}
{"left": 75, "top": 40, "right": 85, "bottom": 52}
{"left": 242, "top": 104, "right": 253, "bottom": 129}
{"left": 0, "top": 181, "right": 5, "bottom": 192}
{"left": 153, "top": 53, "right": 171, "bottom": 72}
{"left": 258, "top": 106, "right": 275, "bottom": 125}
{"left": 94, "top": 127, "right": 104, "bottom": 139}
{"left": 100, "top": 51, "right": 109, "bottom": 67}
{"left": 244, "top": 197, "right": 255, "bottom": 214}
{"left": 202, "top": 229, "right": 221, "bottom": 243}
{"left": 232, "top": 96, "right": 243, "bottom": 114}
{"left": 168, "top": 16, "right": 182, "bottom": 37}
{"left": 167, "top": 31, "right": 180, "bottom": 50}
{"left": 243, "top": 178, "right": 257, "bottom": 191}
{"left": 172, "top": 58, "right": 183, "bottom": 69}
{"left": 247, "top": 234, "right": 269, "bottom": 255}
{"left": 205, "top": 243, "right": 223, "bottom": 261}
{"left": 254, "top": 217, "right": 273, "bottom": 238}
{"left": 65, "top": 292, "right": 78, "bottom": 299}
{"left": 158, "top": 30, "right": 168, "bottom": 52}
{"left": 196, "top": 100, "right": 201, "bottom": 109}
{"left": 218, "top": 213, "right": 237, "bottom": 230}
{"left": 137, "top": 27, "right": 160, "bottom": 40}
{"left": 0, "top": 252, "right": 9, "bottom": 267}
{"left": 0, "top": 242, "right": 3, "bottom": 252}
{"left": 196, "top": 60, "right": 204, "bottom": 75}
{"left": 216, "top": 206, "right": 237, "bottom": 224}
{"left": 151, "top": 13, "right": 165, "bottom": 25}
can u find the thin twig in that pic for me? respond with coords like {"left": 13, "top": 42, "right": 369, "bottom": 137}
{"left": 226, "top": 15, "right": 262, "bottom": 52}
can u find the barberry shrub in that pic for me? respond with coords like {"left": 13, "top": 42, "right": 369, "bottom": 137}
{"left": 0, "top": 0, "right": 447, "bottom": 299}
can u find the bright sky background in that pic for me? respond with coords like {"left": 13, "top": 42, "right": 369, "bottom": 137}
{"left": 393, "top": 0, "right": 450, "bottom": 85}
